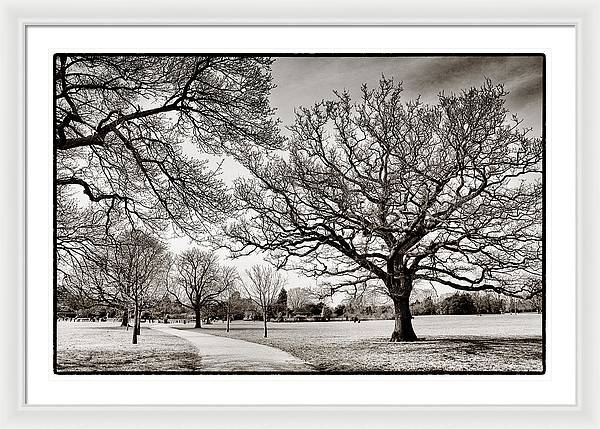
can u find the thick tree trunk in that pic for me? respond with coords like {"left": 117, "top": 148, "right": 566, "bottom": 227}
{"left": 263, "top": 311, "right": 268, "bottom": 338}
{"left": 390, "top": 296, "right": 418, "bottom": 342}
{"left": 121, "top": 309, "right": 129, "bottom": 327}
{"left": 194, "top": 307, "right": 201, "bottom": 328}
{"left": 386, "top": 269, "right": 418, "bottom": 342}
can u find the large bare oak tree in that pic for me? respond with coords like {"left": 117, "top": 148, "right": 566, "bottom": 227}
{"left": 228, "top": 78, "right": 543, "bottom": 341}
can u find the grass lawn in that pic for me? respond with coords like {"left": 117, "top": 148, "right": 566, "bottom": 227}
{"left": 195, "top": 314, "right": 543, "bottom": 373}
{"left": 56, "top": 321, "right": 201, "bottom": 373}
{"left": 56, "top": 315, "right": 543, "bottom": 373}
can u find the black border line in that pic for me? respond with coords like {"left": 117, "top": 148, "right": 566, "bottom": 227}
{"left": 52, "top": 52, "right": 546, "bottom": 376}
{"left": 541, "top": 53, "right": 547, "bottom": 375}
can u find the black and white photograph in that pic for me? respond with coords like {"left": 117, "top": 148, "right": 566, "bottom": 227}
{"left": 54, "top": 54, "right": 544, "bottom": 375}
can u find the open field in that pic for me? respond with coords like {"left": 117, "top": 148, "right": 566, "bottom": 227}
{"left": 56, "top": 322, "right": 201, "bottom": 373}
{"left": 190, "top": 314, "right": 543, "bottom": 373}
{"left": 56, "top": 314, "right": 543, "bottom": 373}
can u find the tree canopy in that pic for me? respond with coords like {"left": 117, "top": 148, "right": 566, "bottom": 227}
{"left": 166, "top": 248, "right": 227, "bottom": 328}
{"left": 243, "top": 265, "right": 286, "bottom": 337}
{"left": 55, "top": 55, "right": 281, "bottom": 270}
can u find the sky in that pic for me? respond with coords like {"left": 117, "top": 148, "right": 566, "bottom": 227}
{"left": 178, "top": 55, "right": 544, "bottom": 297}
{"left": 271, "top": 55, "right": 542, "bottom": 133}
{"left": 215, "top": 55, "right": 543, "bottom": 185}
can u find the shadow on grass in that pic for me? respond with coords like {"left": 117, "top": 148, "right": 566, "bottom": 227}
{"left": 190, "top": 326, "right": 543, "bottom": 373}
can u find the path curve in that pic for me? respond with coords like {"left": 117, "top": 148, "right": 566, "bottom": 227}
{"left": 150, "top": 324, "right": 313, "bottom": 372}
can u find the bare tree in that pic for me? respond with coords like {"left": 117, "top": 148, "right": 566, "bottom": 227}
{"left": 57, "top": 231, "right": 166, "bottom": 328}
{"left": 167, "top": 248, "right": 226, "bottom": 328}
{"left": 94, "top": 230, "right": 169, "bottom": 344}
{"left": 220, "top": 265, "right": 241, "bottom": 332}
{"left": 243, "top": 265, "right": 286, "bottom": 338}
{"left": 286, "top": 287, "right": 311, "bottom": 313}
{"left": 228, "top": 78, "right": 543, "bottom": 341}
{"left": 55, "top": 55, "right": 281, "bottom": 248}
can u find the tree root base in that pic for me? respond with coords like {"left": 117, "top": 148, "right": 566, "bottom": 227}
{"left": 389, "top": 332, "right": 419, "bottom": 342}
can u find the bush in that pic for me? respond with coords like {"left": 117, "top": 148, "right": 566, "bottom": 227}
{"left": 439, "top": 293, "right": 477, "bottom": 315}
{"left": 411, "top": 296, "right": 437, "bottom": 316}
{"left": 333, "top": 304, "right": 346, "bottom": 317}
{"left": 304, "top": 302, "right": 324, "bottom": 316}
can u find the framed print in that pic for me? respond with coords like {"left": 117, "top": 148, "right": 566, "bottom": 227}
{"left": 52, "top": 52, "right": 546, "bottom": 377}
{"left": 1, "top": 0, "right": 598, "bottom": 428}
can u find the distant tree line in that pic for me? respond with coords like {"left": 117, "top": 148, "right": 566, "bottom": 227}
{"left": 60, "top": 276, "right": 542, "bottom": 332}
{"left": 411, "top": 292, "right": 542, "bottom": 316}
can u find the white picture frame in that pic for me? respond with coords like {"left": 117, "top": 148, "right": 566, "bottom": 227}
{"left": 1, "top": 0, "right": 598, "bottom": 427}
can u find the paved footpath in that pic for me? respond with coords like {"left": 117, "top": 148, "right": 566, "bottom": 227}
{"left": 150, "top": 324, "right": 313, "bottom": 372}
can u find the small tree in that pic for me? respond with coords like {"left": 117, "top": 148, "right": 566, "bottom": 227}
{"left": 100, "top": 231, "right": 168, "bottom": 344}
{"left": 60, "top": 251, "right": 134, "bottom": 327}
{"left": 62, "top": 230, "right": 168, "bottom": 340}
{"left": 220, "top": 265, "right": 241, "bottom": 333}
{"left": 243, "top": 265, "right": 286, "bottom": 338}
{"left": 167, "top": 248, "right": 226, "bottom": 328}
{"left": 272, "top": 288, "right": 288, "bottom": 319}
{"left": 286, "top": 288, "right": 311, "bottom": 315}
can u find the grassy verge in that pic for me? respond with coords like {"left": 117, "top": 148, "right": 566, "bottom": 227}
{"left": 196, "top": 322, "right": 543, "bottom": 373}
{"left": 56, "top": 322, "right": 201, "bottom": 373}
